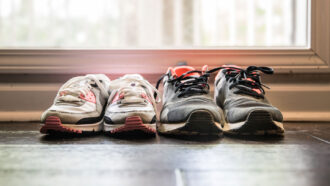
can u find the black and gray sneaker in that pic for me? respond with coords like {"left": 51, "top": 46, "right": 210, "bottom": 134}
{"left": 156, "top": 66, "right": 224, "bottom": 136}
{"left": 214, "top": 65, "right": 285, "bottom": 136}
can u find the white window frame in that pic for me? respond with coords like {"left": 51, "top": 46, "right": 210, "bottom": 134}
{"left": 0, "top": 0, "right": 328, "bottom": 74}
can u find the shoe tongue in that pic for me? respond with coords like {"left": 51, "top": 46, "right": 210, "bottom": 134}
{"left": 172, "top": 66, "right": 200, "bottom": 77}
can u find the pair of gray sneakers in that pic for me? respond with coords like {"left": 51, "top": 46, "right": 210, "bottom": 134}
{"left": 157, "top": 65, "right": 285, "bottom": 136}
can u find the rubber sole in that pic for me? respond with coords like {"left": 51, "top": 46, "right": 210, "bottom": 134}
{"left": 40, "top": 116, "right": 102, "bottom": 135}
{"left": 157, "top": 110, "right": 223, "bottom": 136}
{"left": 223, "top": 110, "right": 285, "bottom": 136}
{"left": 104, "top": 116, "right": 156, "bottom": 136}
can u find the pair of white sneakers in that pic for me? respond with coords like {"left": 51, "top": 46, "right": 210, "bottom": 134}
{"left": 40, "top": 74, "right": 160, "bottom": 136}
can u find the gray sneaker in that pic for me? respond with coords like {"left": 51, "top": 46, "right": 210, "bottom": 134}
{"left": 40, "top": 74, "right": 111, "bottom": 135}
{"left": 156, "top": 66, "right": 224, "bottom": 136}
{"left": 214, "top": 65, "right": 285, "bottom": 135}
{"left": 103, "top": 74, "right": 160, "bottom": 136}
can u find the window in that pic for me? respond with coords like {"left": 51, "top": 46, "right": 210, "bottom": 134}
{"left": 0, "top": 0, "right": 328, "bottom": 75}
{"left": 0, "top": 0, "right": 309, "bottom": 49}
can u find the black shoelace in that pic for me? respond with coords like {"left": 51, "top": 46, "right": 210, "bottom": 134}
{"left": 155, "top": 70, "right": 212, "bottom": 98}
{"left": 155, "top": 66, "right": 273, "bottom": 99}
{"left": 217, "top": 66, "right": 273, "bottom": 98}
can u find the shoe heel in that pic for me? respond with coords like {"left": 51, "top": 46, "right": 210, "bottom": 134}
{"left": 231, "top": 110, "right": 285, "bottom": 135}
{"left": 159, "top": 110, "right": 223, "bottom": 136}
{"left": 110, "top": 116, "right": 156, "bottom": 135}
{"left": 40, "top": 116, "right": 82, "bottom": 134}
{"left": 184, "top": 110, "right": 223, "bottom": 135}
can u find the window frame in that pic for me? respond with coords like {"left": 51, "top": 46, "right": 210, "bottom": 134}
{"left": 0, "top": 0, "right": 328, "bottom": 74}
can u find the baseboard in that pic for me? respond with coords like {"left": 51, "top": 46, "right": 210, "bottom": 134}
{"left": 0, "top": 111, "right": 42, "bottom": 122}
{"left": 283, "top": 112, "right": 330, "bottom": 122}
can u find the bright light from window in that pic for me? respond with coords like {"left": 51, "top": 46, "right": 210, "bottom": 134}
{"left": 0, "top": 0, "right": 309, "bottom": 49}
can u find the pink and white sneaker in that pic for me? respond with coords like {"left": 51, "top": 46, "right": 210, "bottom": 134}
{"left": 103, "top": 74, "right": 160, "bottom": 136}
{"left": 40, "top": 74, "right": 110, "bottom": 135}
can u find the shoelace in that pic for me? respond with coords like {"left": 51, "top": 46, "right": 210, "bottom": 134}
{"left": 116, "top": 87, "right": 149, "bottom": 105}
{"left": 57, "top": 75, "right": 109, "bottom": 103}
{"left": 213, "top": 66, "right": 273, "bottom": 98}
{"left": 156, "top": 66, "right": 273, "bottom": 99}
{"left": 156, "top": 70, "right": 212, "bottom": 98}
{"left": 108, "top": 78, "right": 161, "bottom": 111}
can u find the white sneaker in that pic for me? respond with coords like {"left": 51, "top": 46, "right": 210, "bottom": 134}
{"left": 104, "top": 74, "right": 160, "bottom": 136}
{"left": 40, "top": 74, "right": 110, "bottom": 135}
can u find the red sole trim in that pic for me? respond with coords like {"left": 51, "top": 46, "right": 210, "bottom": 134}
{"left": 40, "top": 116, "right": 82, "bottom": 134}
{"left": 110, "top": 116, "right": 156, "bottom": 134}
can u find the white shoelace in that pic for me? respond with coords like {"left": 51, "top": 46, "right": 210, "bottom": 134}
{"left": 117, "top": 87, "right": 148, "bottom": 105}
{"left": 57, "top": 74, "right": 109, "bottom": 103}
{"left": 107, "top": 77, "right": 161, "bottom": 110}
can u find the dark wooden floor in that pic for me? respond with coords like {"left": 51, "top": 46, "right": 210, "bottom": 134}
{"left": 0, "top": 122, "right": 329, "bottom": 186}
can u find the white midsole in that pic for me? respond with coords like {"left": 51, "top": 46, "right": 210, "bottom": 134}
{"left": 41, "top": 119, "right": 103, "bottom": 131}
{"left": 103, "top": 123, "right": 156, "bottom": 131}
{"left": 157, "top": 123, "right": 186, "bottom": 132}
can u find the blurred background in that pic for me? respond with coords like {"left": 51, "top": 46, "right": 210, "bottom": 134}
{"left": 0, "top": 0, "right": 309, "bottom": 48}
{"left": 0, "top": 1, "right": 330, "bottom": 186}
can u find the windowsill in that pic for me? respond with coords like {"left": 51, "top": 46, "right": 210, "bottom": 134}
{"left": 0, "top": 49, "right": 328, "bottom": 75}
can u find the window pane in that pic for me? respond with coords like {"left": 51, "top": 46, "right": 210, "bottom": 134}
{"left": 0, "top": 0, "right": 309, "bottom": 49}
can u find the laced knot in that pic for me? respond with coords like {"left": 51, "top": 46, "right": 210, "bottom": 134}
{"left": 156, "top": 70, "right": 212, "bottom": 98}
{"left": 116, "top": 86, "right": 149, "bottom": 105}
{"left": 108, "top": 77, "right": 161, "bottom": 112}
{"left": 222, "top": 66, "right": 273, "bottom": 98}
{"left": 57, "top": 75, "right": 109, "bottom": 104}
{"left": 58, "top": 86, "right": 93, "bottom": 103}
